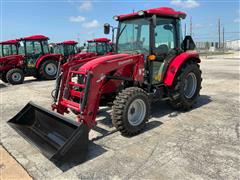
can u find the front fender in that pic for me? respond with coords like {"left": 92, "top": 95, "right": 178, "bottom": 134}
{"left": 36, "top": 54, "right": 62, "bottom": 69}
{"left": 163, "top": 51, "right": 200, "bottom": 86}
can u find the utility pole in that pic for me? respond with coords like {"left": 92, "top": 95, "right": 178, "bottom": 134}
{"left": 190, "top": 17, "right": 192, "bottom": 36}
{"left": 218, "top": 18, "right": 221, "bottom": 49}
{"left": 222, "top": 26, "right": 225, "bottom": 49}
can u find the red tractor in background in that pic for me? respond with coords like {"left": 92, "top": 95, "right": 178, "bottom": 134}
{"left": 8, "top": 7, "right": 202, "bottom": 164}
{"left": 53, "top": 38, "right": 113, "bottom": 64}
{"left": 0, "top": 35, "right": 61, "bottom": 84}
{"left": 73, "top": 38, "right": 113, "bottom": 59}
{"left": 0, "top": 39, "right": 20, "bottom": 83}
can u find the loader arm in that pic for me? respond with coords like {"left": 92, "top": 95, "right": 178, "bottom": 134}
{"left": 54, "top": 53, "right": 145, "bottom": 128}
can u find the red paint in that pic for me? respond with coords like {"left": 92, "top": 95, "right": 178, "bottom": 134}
{"left": 53, "top": 53, "right": 144, "bottom": 128}
{"left": 117, "top": 7, "right": 186, "bottom": 20}
{"left": 56, "top": 40, "right": 78, "bottom": 45}
{"left": 35, "top": 54, "right": 62, "bottom": 69}
{"left": 87, "top": 38, "right": 111, "bottom": 43}
{"left": 0, "top": 55, "right": 25, "bottom": 71}
{"left": 0, "top": 39, "right": 18, "bottom": 44}
{"left": 20, "top": 35, "right": 49, "bottom": 41}
{"left": 163, "top": 51, "right": 200, "bottom": 86}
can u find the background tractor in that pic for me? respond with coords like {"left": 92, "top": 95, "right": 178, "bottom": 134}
{"left": 0, "top": 39, "right": 20, "bottom": 83}
{"left": 53, "top": 40, "right": 79, "bottom": 63}
{"left": 8, "top": 7, "right": 202, "bottom": 164}
{"left": 53, "top": 38, "right": 114, "bottom": 64}
{"left": 0, "top": 35, "right": 61, "bottom": 84}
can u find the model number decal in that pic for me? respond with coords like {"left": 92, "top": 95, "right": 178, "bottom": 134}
{"left": 118, "top": 59, "right": 133, "bottom": 65}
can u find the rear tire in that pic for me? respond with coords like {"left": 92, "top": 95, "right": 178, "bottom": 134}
{"left": 168, "top": 61, "right": 202, "bottom": 110}
{"left": 112, "top": 87, "right": 150, "bottom": 136}
{"left": 39, "top": 60, "right": 58, "bottom": 80}
{"left": 6, "top": 68, "right": 24, "bottom": 85}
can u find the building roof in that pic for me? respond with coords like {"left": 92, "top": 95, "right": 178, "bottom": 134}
{"left": 116, "top": 7, "right": 186, "bottom": 21}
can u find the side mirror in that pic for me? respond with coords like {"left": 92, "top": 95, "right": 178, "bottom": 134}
{"left": 182, "top": 36, "right": 196, "bottom": 51}
{"left": 104, "top": 23, "right": 110, "bottom": 34}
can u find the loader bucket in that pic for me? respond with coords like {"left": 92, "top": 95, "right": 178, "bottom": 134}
{"left": 8, "top": 102, "right": 89, "bottom": 164}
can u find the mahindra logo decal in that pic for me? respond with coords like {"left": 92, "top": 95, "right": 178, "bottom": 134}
{"left": 118, "top": 59, "right": 133, "bottom": 65}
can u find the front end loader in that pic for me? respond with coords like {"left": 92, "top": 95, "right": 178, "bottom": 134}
{"left": 8, "top": 7, "right": 202, "bottom": 164}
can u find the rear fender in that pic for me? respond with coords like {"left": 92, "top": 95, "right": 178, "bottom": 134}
{"left": 35, "top": 54, "right": 62, "bottom": 69}
{"left": 163, "top": 51, "right": 200, "bottom": 86}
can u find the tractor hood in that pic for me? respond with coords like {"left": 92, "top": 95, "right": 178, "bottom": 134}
{"left": 73, "top": 52, "right": 96, "bottom": 60}
{"left": 0, "top": 54, "right": 24, "bottom": 64}
{"left": 79, "top": 53, "right": 138, "bottom": 72}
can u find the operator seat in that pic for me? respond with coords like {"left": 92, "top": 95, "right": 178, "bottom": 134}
{"left": 156, "top": 44, "right": 169, "bottom": 56}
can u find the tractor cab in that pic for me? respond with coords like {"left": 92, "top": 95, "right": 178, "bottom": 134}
{"left": 104, "top": 7, "right": 195, "bottom": 84}
{"left": 87, "top": 38, "right": 113, "bottom": 55}
{"left": 54, "top": 40, "right": 78, "bottom": 59}
{"left": 0, "top": 40, "right": 19, "bottom": 57}
{"left": 18, "top": 35, "right": 50, "bottom": 68}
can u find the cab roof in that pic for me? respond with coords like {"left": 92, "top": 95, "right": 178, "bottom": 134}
{"left": 116, "top": 7, "right": 186, "bottom": 21}
{"left": 87, "top": 38, "right": 111, "bottom": 43}
{"left": 56, "top": 40, "right": 78, "bottom": 45}
{"left": 20, "top": 35, "right": 49, "bottom": 41}
{"left": 0, "top": 39, "right": 19, "bottom": 44}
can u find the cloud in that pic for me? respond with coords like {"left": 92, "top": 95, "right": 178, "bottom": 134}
{"left": 82, "top": 20, "right": 100, "bottom": 28}
{"left": 170, "top": 0, "right": 200, "bottom": 9}
{"left": 234, "top": 18, "right": 240, "bottom": 23}
{"left": 69, "top": 16, "right": 86, "bottom": 22}
{"left": 78, "top": 0, "right": 92, "bottom": 11}
{"left": 234, "top": 9, "right": 240, "bottom": 23}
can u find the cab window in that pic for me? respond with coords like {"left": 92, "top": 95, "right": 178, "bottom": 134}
{"left": 154, "top": 18, "right": 176, "bottom": 56}
{"left": 0, "top": 45, "right": 2, "bottom": 57}
{"left": 25, "top": 41, "right": 42, "bottom": 55}
{"left": 3, "top": 44, "right": 11, "bottom": 56}
{"left": 42, "top": 40, "right": 49, "bottom": 54}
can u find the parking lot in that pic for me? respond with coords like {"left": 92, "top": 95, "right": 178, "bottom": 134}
{"left": 0, "top": 53, "right": 239, "bottom": 179}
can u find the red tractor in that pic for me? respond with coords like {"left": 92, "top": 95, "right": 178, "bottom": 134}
{"left": 53, "top": 40, "right": 79, "bottom": 63}
{"left": 0, "top": 35, "right": 61, "bottom": 84}
{"left": 54, "top": 38, "right": 113, "bottom": 64}
{"left": 73, "top": 38, "right": 113, "bottom": 59}
{"left": 0, "top": 39, "right": 20, "bottom": 83}
{"left": 8, "top": 7, "right": 202, "bottom": 164}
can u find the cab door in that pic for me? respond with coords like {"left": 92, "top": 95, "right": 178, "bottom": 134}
{"left": 24, "top": 40, "right": 43, "bottom": 68}
{"left": 151, "top": 18, "right": 177, "bottom": 84}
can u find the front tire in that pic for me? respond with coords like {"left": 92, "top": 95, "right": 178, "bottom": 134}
{"left": 168, "top": 61, "right": 202, "bottom": 110}
{"left": 112, "top": 87, "right": 150, "bottom": 136}
{"left": 6, "top": 68, "right": 24, "bottom": 85}
{"left": 39, "top": 60, "right": 58, "bottom": 80}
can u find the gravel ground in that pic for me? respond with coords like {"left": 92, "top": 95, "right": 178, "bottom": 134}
{"left": 0, "top": 53, "right": 239, "bottom": 179}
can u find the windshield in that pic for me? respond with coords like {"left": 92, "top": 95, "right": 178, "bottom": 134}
{"left": 87, "top": 42, "right": 107, "bottom": 55}
{"left": 54, "top": 45, "right": 64, "bottom": 54}
{"left": 0, "top": 44, "right": 18, "bottom": 57}
{"left": 117, "top": 18, "right": 150, "bottom": 54}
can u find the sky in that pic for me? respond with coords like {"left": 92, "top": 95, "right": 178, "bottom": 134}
{"left": 1, "top": 0, "right": 240, "bottom": 45}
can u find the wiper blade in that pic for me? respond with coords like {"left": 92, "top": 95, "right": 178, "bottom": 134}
{"left": 118, "top": 25, "right": 127, "bottom": 39}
